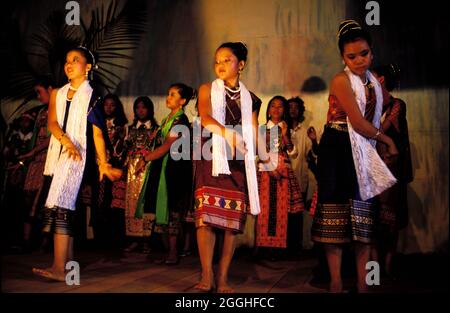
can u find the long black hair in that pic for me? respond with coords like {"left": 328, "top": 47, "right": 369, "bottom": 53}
{"left": 265, "top": 95, "right": 292, "bottom": 130}
{"left": 287, "top": 97, "right": 305, "bottom": 125}
{"left": 132, "top": 96, "right": 158, "bottom": 127}
{"left": 102, "top": 94, "right": 128, "bottom": 127}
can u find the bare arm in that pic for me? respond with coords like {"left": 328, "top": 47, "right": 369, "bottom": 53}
{"left": 198, "top": 83, "right": 227, "bottom": 137}
{"left": 381, "top": 100, "right": 402, "bottom": 133}
{"left": 93, "top": 125, "right": 108, "bottom": 165}
{"left": 252, "top": 110, "right": 259, "bottom": 153}
{"left": 331, "top": 73, "right": 398, "bottom": 156}
{"left": 93, "top": 125, "right": 122, "bottom": 181}
{"left": 144, "top": 135, "right": 178, "bottom": 162}
{"left": 380, "top": 118, "right": 392, "bottom": 133}
{"left": 47, "top": 89, "right": 81, "bottom": 160}
{"left": 47, "top": 89, "right": 63, "bottom": 139}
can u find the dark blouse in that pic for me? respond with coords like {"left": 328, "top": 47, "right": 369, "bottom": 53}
{"left": 194, "top": 91, "right": 262, "bottom": 195}
{"left": 144, "top": 113, "right": 193, "bottom": 214}
{"left": 84, "top": 93, "right": 108, "bottom": 183}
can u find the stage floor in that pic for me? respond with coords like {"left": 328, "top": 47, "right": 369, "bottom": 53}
{"left": 1, "top": 248, "right": 447, "bottom": 293}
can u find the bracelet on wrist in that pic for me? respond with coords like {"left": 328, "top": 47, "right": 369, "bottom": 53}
{"left": 372, "top": 129, "right": 381, "bottom": 140}
{"left": 98, "top": 162, "right": 109, "bottom": 169}
{"left": 57, "top": 132, "right": 66, "bottom": 142}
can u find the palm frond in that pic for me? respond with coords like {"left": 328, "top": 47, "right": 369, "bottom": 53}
{"left": 82, "top": 0, "right": 147, "bottom": 94}
{"left": 2, "top": 0, "right": 147, "bottom": 121}
{"left": 28, "top": 10, "right": 82, "bottom": 87}
{"left": 2, "top": 72, "right": 37, "bottom": 106}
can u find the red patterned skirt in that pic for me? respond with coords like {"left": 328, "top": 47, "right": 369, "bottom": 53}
{"left": 256, "top": 154, "right": 303, "bottom": 248}
{"left": 194, "top": 159, "right": 248, "bottom": 233}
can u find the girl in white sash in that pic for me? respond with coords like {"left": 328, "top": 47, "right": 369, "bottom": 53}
{"left": 32, "top": 47, "right": 121, "bottom": 282}
{"left": 194, "top": 42, "right": 261, "bottom": 293}
{"left": 311, "top": 20, "right": 398, "bottom": 293}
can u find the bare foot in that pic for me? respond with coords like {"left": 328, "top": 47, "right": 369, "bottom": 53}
{"left": 32, "top": 267, "right": 52, "bottom": 274}
{"left": 216, "top": 274, "right": 234, "bottom": 293}
{"left": 193, "top": 282, "right": 213, "bottom": 292}
{"left": 194, "top": 272, "right": 215, "bottom": 292}
{"left": 32, "top": 267, "right": 65, "bottom": 282}
{"left": 216, "top": 282, "right": 235, "bottom": 293}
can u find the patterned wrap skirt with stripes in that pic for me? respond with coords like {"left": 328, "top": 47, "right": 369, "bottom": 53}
{"left": 311, "top": 125, "right": 377, "bottom": 244}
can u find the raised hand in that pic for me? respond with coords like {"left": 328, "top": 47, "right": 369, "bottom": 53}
{"left": 280, "top": 121, "right": 289, "bottom": 137}
{"left": 307, "top": 126, "right": 317, "bottom": 141}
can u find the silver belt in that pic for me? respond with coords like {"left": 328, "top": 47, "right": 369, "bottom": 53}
{"left": 326, "top": 122, "right": 348, "bottom": 132}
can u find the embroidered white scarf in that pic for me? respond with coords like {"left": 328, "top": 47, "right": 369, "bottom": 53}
{"left": 344, "top": 67, "right": 397, "bottom": 200}
{"left": 44, "top": 80, "right": 93, "bottom": 210}
{"left": 210, "top": 78, "right": 260, "bottom": 215}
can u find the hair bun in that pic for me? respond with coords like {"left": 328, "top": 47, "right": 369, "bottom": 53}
{"left": 337, "top": 19, "right": 362, "bottom": 38}
{"left": 237, "top": 41, "right": 248, "bottom": 50}
{"left": 235, "top": 42, "right": 248, "bottom": 60}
